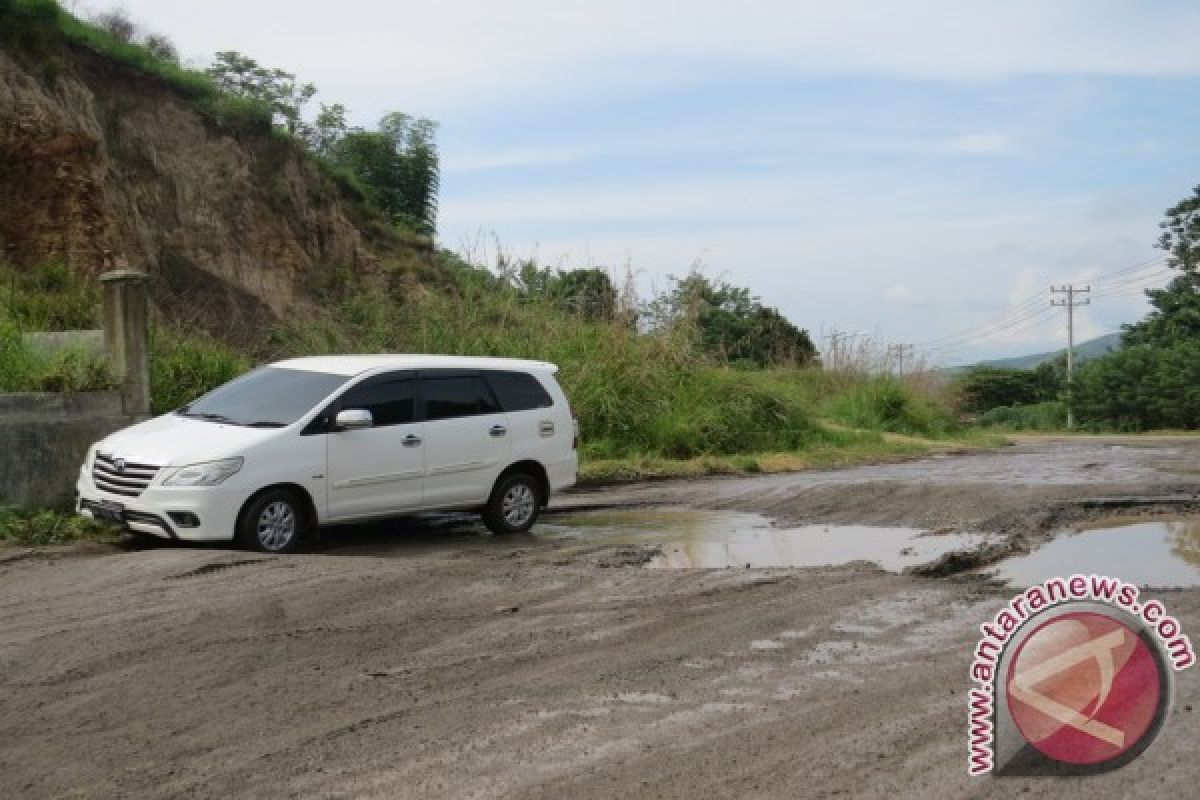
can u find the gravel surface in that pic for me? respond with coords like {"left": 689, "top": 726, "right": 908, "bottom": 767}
{"left": 1, "top": 437, "right": 1198, "bottom": 798}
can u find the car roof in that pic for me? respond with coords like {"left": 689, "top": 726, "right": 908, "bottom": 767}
{"left": 269, "top": 354, "right": 559, "bottom": 377}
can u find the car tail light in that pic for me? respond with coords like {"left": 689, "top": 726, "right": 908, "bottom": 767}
{"left": 571, "top": 407, "right": 579, "bottom": 450}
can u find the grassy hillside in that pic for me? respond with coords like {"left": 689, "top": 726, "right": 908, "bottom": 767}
{"left": 2, "top": 261, "right": 969, "bottom": 476}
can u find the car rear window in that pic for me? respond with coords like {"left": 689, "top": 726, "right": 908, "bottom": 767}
{"left": 485, "top": 371, "right": 554, "bottom": 412}
{"left": 421, "top": 376, "right": 502, "bottom": 420}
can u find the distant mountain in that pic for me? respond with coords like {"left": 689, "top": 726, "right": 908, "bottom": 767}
{"left": 953, "top": 332, "right": 1122, "bottom": 372}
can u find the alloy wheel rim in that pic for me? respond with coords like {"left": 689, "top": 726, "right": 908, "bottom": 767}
{"left": 501, "top": 484, "right": 536, "bottom": 528}
{"left": 257, "top": 501, "right": 296, "bottom": 550}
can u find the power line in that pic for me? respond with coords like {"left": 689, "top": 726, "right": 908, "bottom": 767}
{"left": 922, "top": 304, "right": 1059, "bottom": 351}
{"left": 914, "top": 255, "right": 1170, "bottom": 350}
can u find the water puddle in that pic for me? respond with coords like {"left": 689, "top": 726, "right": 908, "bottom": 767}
{"left": 987, "top": 517, "right": 1200, "bottom": 588}
{"left": 538, "top": 509, "right": 990, "bottom": 571}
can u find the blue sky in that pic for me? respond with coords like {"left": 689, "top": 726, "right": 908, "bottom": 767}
{"left": 107, "top": 0, "right": 1200, "bottom": 363}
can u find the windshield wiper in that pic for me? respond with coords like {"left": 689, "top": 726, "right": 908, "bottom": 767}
{"left": 180, "top": 411, "right": 238, "bottom": 425}
{"left": 245, "top": 420, "right": 287, "bottom": 428}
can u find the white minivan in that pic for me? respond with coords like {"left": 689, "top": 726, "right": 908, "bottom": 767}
{"left": 75, "top": 355, "right": 578, "bottom": 552}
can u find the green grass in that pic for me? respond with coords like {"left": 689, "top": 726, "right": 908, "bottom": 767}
{"left": 0, "top": 264, "right": 113, "bottom": 393}
{"left": 0, "top": 506, "right": 117, "bottom": 546}
{"left": 149, "top": 328, "right": 250, "bottom": 414}
{"left": 977, "top": 401, "right": 1068, "bottom": 432}
{"left": 0, "top": 318, "right": 114, "bottom": 393}
{"left": 577, "top": 429, "right": 975, "bottom": 485}
{"left": 1, "top": 257, "right": 978, "bottom": 546}
{"left": 265, "top": 279, "right": 962, "bottom": 461}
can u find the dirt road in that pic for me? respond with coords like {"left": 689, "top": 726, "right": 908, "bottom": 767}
{"left": 2, "top": 437, "right": 1198, "bottom": 798}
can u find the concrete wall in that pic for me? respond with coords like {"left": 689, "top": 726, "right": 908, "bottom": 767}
{"left": 0, "top": 392, "right": 141, "bottom": 510}
{"left": 21, "top": 330, "right": 106, "bottom": 359}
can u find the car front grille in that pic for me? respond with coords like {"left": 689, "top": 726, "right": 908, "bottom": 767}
{"left": 92, "top": 452, "right": 161, "bottom": 497}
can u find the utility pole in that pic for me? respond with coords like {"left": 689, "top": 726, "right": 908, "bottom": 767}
{"left": 889, "top": 344, "right": 915, "bottom": 376}
{"left": 824, "top": 330, "right": 847, "bottom": 371}
{"left": 1051, "top": 284, "right": 1091, "bottom": 430}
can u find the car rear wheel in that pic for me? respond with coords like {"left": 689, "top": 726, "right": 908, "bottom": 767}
{"left": 237, "top": 489, "right": 310, "bottom": 554}
{"left": 483, "top": 473, "right": 541, "bottom": 534}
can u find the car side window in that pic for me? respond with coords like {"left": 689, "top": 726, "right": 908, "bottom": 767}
{"left": 421, "top": 376, "right": 501, "bottom": 421}
{"left": 338, "top": 378, "right": 416, "bottom": 427}
{"left": 484, "top": 370, "right": 553, "bottom": 412}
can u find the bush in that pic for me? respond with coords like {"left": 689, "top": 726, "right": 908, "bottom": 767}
{"left": 977, "top": 401, "right": 1067, "bottom": 431}
{"left": 958, "top": 363, "right": 1062, "bottom": 412}
{"left": 0, "top": 262, "right": 99, "bottom": 329}
{"left": 0, "top": 318, "right": 113, "bottom": 393}
{"left": 822, "top": 377, "right": 957, "bottom": 437}
{"left": 150, "top": 328, "right": 250, "bottom": 413}
{"left": 0, "top": 506, "right": 113, "bottom": 545}
{"left": 1074, "top": 342, "right": 1200, "bottom": 430}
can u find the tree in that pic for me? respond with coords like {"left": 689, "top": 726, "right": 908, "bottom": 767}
{"left": 1075, "top": 342, "right": 1200, "bottom": 430}
{"left": 309, "top": 103, "right": 348, "bottom": 158}
{"left": 1122, "top": 271, "right": 1200, "bottom": 348}
{"left": 330, "top": 113, "right": 439, "bottom": 233}
{"left": 378, "top": 113, "right": 439, "bottom": 232}
{"left": 656, "top": 272, "right": 817, "bottom": 367}
{"left": 555, "top": 268, "right": 618, "bottom": 321}
{"left": 206, "top": 51, "right": 316, "bottom": 136}
{"left": 1156, "top": 185, "right": 1200, "bottom": 272}
{"left": 92, "top": 9, "right": 135, "bottom": 43}
{"left": 141, "top": 32, "right": 179, "bottom": 64}
{"left": 1121, "top": 185, "right": 1200, "bottom": 348}
{"left": 959, "top": 365, "right": 1062, "bottom": 412}
{"left": 1071, "top": 184, "right": 1200, "bottom": 429}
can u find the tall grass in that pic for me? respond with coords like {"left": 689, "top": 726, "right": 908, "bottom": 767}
{"left": 2, "top": 258, "right": 961, "bottom": 459}
{"left": 977, "top": 402, "right": 1067, "bottom": 432}
{"left": 0, "top": 264, "right": 112, "bottom": 392}
{"left": 267, "top": 272, "right": 959, "bottom": 458}
{"left": 149, "top": 328, "right": 249, "bottom": 413}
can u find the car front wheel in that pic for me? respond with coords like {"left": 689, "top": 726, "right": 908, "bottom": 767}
{"left": 237, "top": 489, "right": 311, "bottom": 553}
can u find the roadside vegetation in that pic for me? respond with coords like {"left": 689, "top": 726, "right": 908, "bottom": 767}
{"left": 0, "top": 1, "right": 974, "bottom": 546}
{"left": 0, "top": 506, "right": 117, "bottom": 546}
{"left": 0, "top": 256, "right": 978, "bottom": 544}
{"left": 961, "top": 185, "right": 1200, "bottom": 433}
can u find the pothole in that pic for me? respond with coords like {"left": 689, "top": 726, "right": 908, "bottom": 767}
{"left": 537, "top": 509, "right": 993, "bottom": 571}
{"left": 983, "top": 516, "right": 1200, "bottom": 588}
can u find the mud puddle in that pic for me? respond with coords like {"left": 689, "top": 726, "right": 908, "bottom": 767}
{"left": 538, "top": 509, "right": 992, "bottom": 571}
{"left": 986, "top": 516, "right": 1200, "bottom": 588}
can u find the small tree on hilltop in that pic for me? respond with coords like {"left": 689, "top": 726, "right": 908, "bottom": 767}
{"left": 93, "top": 9, "right": 135, "bottom": 43}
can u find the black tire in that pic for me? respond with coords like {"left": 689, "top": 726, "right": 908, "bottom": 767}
{"left": 236, "top": 488, "right": 311, "bottom": 554}
{"left": 483, "top": 472, "right": 542, "bottom": 534}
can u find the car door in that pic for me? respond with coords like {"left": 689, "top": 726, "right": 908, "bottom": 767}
{"left": 483, "top": 369, "right": 561, "bottom": 463}
{"left": 324, "top": 373, "right": 424, "bottom": 521}
{"left": 418, "top": 371, "right": 511, "bottom": 508}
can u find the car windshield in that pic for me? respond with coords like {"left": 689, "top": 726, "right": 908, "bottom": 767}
{"left": 177, "top": 367, "right": 348, "bottom": 427}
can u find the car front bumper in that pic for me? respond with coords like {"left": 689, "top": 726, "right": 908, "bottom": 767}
{"left": 75, "top": 473, "right": 242, "bottom": 542}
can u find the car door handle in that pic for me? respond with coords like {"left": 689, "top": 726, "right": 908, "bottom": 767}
{"left": 402, "top": 434, "right": 422, "bottom": 447}
{"left": 490, "top": 425, "right": 508, "bottom": 437}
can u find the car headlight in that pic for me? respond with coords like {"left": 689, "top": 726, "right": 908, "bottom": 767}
{"left": 163, "top": 458, "right": 244, "bottom": 487}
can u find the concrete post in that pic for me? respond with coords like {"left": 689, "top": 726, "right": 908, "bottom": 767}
{"left": 100, "top": 270, "right": 151, "bottom": 416}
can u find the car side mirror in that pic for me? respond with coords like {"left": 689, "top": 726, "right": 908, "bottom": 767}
{"left": 335, "top": 409, "right": 373, "bottom": 431}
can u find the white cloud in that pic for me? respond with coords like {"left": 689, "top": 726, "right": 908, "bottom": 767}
{"left": 942, "top": 133, "right": 1016, "bottom": 156}
{"left": 884, "top": 284, "right": 920, "bottom": 304}
{"left": 110, "top": 1, "right": 1200, "bottom": 116}
{"left": 443, "top": 147, "right": 584, "bottom": 172}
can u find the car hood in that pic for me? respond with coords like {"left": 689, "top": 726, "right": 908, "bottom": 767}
{"left": 96, "top": 414, "right": 284, "bottom": 467}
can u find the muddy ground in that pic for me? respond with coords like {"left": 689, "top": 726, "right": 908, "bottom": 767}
{"left": 1, "top": 436, "right": 1198, "bottom": 799}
